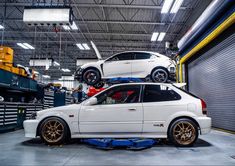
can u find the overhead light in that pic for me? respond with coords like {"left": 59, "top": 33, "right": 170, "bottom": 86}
{"left": 157, "top": 32, "right": 166, "bottom": 41}
{"left": 17, "top": 43, "right": 29, "bottom": 49}
{"left": 62, "top": 25, "right": 70, "bottom": 30}
{"left": 170, "top": 0, "right": 184, "bottom": 13}
{"left": 17, "top": 43, "right": 34, "bottom": 49}
{"left": 62, "top": 22, "right": 78, "bottom": 30}
{"left": 42, "top": 75, "right": 50, "bottom": 78}
{"left": 61, "top": 68, "right": 71, "bottom": 72}
{"left": 23, "top": 43, "right": 35, "bottom": 49}
{"left": 70, "top": 21, "right": 78, "bottom": 30}
{"left": 53, "top": 61, "right": 60, "bottom": 66}
{"left": 151, "top": 32, "right": 159, "bottom": 42}
{"left": 82, "top": 43, "right": 90, "bottom": 50}
{"left": 76, "top": 43, "right": 85, "bottom": 50}
{"left": 161, "top": 0, "right": 174, "bottom": 13}
{"left": 0, "top": 25, "right": 4, "bottom": 29}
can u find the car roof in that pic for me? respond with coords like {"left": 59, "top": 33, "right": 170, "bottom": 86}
{"left": 110, "top": 82, "right": 173, "bottom": 87}
{"left": 110, "top": 51, "right": 168, "bottom": 58}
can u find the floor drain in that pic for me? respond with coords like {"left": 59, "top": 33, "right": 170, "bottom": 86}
{"left": 231, "top": 155, "right": 235, "bottom": 159}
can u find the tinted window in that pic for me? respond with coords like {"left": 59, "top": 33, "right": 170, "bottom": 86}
{"left": 96, "top": 85, "right": 141, "bottom": 104}
{"left": 134, "top": 53, "right": 153, "bottom": 60}
{"left": 143, "top": 85, "right": 181, "bottom": 102}
{"left": 108, "top": 53, "right": 133, "bottom": 61}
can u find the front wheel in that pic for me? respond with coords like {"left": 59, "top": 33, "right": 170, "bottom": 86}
{"left": 168, "top": 119, "right": 198, "bottom": 147}
{"left": 151, "top": 68, "right": 168, "bottom": 83}
{"left": 83, "top": 69, "right": 101, "bottom": 85}
{"left": 40, "top": 117, "right": 68, "bottom": 145}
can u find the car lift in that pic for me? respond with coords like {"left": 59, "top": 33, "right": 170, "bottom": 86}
{"left": 82, "top": 138, "right": 157, "bottom": 150}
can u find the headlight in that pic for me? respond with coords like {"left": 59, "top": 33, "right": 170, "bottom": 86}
{"left": 28, "top": 111, "right": 37, "bottom": 119}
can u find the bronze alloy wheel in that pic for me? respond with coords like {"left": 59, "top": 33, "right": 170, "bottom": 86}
{"left": 172, "top": 121, "right": 196, "bottom": 146}
{"left": 41, "top": 119, "right": 65, "bottom": 143}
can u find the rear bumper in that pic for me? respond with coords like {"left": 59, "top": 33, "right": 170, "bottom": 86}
{"left": 196, "top": 117, "right": 212, "bottom": 134}
{"left": 23, "top": 119, "right": 39, "bottom": 138}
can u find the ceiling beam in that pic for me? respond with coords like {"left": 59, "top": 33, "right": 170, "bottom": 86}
{"left": 3, "top": 18, "right": 184, "bottom": 26}
{"left": 2, "top": 30, "right": 178, "bottom": 37}
{"left": 0, "top": 3, "right": 188, "bottom": 10}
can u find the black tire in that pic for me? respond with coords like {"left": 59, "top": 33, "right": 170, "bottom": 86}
{"left": 93, "top": 81, "right": 105, "bottom": 89}
{"left": 39, "top": 117, "right": 68, "bottom": 145}
{"left": 82, "top": 69, "right": 101, "bottom": 85}
{"left": 168, "top": 118, "right": 198, "bottom": 147}
{"left": 151, "top": 68, "right": 169, "bottom": 83}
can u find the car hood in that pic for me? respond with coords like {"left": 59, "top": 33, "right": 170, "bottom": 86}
{"left": 37, "top": 104, "right": 81, "bottom": 116}
{"left": 81, "top": 60, "right": 104, "bottom": 69}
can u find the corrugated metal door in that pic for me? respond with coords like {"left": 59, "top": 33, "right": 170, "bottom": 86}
{"left": 188, "top": 33, "right": 235, "bottom": 131}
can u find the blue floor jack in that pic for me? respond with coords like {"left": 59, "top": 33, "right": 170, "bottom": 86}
{"left": 82, "top": 138, "right": 157, "bottom": 150}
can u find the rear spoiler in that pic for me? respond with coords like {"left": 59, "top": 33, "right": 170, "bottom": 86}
{"left": 172, "top": 83, "right": 186, "bottom": 88}
{"left": 90, "top": 41, "right": 102, "bottom": 60}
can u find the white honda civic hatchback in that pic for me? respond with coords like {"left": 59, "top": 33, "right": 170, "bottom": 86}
{"left": 75, "top": 51, "right": 176, "bottom": 86}
{"left": 24, "top": 83, "right": 211, "bottom": 147}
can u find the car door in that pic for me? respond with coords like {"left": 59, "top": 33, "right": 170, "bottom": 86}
{"left": 142, "top": 84, "right": 184, "bottom": 133}
{"left": 102, "top": 52, "right": 133, "bottom": 78}
{"left": 131, "top": 52, "right": 158, "bottom": 78}
{"left": 79, "top": 85, "right": 143, "bottom": 133}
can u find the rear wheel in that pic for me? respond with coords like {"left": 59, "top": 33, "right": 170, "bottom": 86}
{"left": 83, "top": 69, "right": 101, "bottom": 85}
{"left": 151, "top": 68, "right": 168, "bottom": 83}
{"left": 40, "top": 117, "right": 68, "bottom": 145}
{"left": 168, "top": 119, "right": 198, "bottom": 147}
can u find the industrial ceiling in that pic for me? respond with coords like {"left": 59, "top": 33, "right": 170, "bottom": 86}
{"left": 0, "top": 0, "right": 212, "bottom": 79}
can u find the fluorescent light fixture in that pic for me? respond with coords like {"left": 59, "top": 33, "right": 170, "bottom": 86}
{"left": 17, "top": 43, "right": 29, "bottom": 49}
{"left": 161, "top": 0, "right": 174, "bottom": 13}
{"left": 70, "top": 21, "right": 78, "bottom": 30}
{"left": 17, "top": 43, "right": 35, "bottom": 49}
{"left": 170, "top": 0, "right": 184, "bottom": 13}
{"left": 0, "top": 25, "right": 4, "bottom": 29}
{"left": 62, "top": 22, "right": 78, "bottom": 30}
{"left": 157, "top": 32, "right": 166, "bottom": 41}
{"left": 53, "top": 61, "right": 60, "bottom": 66}
{"left": 61, "top": 68, "right": 71, "bottom": 72}
{"left": 76, "top": 43, "right": 85, "bottom": 50}
{"left": 62, "top": 25, "right": 70, "bottom": 30}
{"left": 42, "top": 75, "right": 50, "bottom": 78}
{"left": 23, "top": 43, "right": 35, "bottom": 49}
{"left": 82, "top": 43, "right": 90, "bottom": 50}
{"left": 151, "top": 32, "right": 159, "bottom": 42}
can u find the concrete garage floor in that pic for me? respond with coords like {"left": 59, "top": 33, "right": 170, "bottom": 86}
{"left": 0, "top": 130, "right": 235, "bottom": 165}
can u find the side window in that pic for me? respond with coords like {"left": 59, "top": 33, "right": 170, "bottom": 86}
{"left": 96, "top": 85, "right": 141, "bottom": 105}
{"left": 134, "top": 53, "right": 154, "bottom": 60}
{"left": 143, "top": 85, "right": 181, "bottom": 102}
{"left": 107, "top": 53, "right": 133, "bottom": 61}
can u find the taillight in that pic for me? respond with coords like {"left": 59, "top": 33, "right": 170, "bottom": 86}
{"left": 201, "top": 99, "right": 207, "bottom": 115}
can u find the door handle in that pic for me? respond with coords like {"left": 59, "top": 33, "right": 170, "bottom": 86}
{"left": 124, "top": 62, "right": 130, "bottom": 64}
{"left": 128, "top": 108, "right": 136, "bottom": 111}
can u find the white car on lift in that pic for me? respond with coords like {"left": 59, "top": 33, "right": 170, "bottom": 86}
{"left": 24, "top": 83, "right": 211, "bottom": 147}
{"left": 75, "top": 42, "right": 176, "bottom": 86}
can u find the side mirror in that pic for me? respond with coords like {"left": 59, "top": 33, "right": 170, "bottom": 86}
{"left": 84, "top": 97, "right": 98, "bottom": 106}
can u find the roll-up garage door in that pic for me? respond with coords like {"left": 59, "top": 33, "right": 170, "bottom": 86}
{"left": 188, "top": 32, "right": 235, "bottom": 131}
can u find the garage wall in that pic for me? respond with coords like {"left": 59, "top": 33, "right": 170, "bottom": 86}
{"left": 187, "top": 30, "right": 235, "bottom": 131}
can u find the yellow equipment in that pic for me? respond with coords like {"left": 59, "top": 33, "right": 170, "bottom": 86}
{"left": 0, "top": 46, "right": 28, "bottom": 77}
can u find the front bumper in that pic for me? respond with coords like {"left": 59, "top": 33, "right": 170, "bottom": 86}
{"left": 196, "top": 117, "right": 212, "bottom": 134}
{"left": 23, "top": 119, "right": 40, "bottom": 138}
{"left": 74, "top": 67, "right": 84, "bottom": 81}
